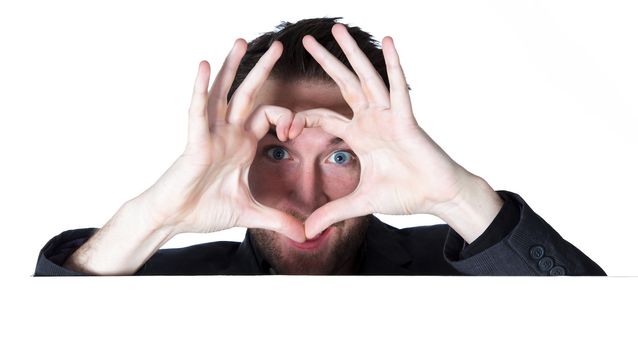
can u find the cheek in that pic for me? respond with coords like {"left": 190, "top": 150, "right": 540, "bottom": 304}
{"left": 248, "top": 159, "right": 293, "bottom": 201}
{"left": 322, "top": 165, "right": 361, "bottom": 199}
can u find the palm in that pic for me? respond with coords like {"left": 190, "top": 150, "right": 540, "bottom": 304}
{"left": 167, "top": 125, "right": 259, "bottom": 233}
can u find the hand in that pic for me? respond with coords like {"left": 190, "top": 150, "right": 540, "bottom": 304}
{"left": 137, "top": 39, "right": 306, "bottom": 242}
{"left": 296, "top": 24, "right": 501, "bottom": 240}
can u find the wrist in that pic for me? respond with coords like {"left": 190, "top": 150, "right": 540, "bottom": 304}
{"left": 129, "top": 192, "right": 184, "bottom": 237}
{"left": 430, "top": 175, "right": 504, "bottom": 244}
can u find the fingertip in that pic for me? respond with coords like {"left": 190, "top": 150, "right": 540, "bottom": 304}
{"left": 270, "top": 40, "right": 284, "bottom": 54}
{"left": 289, "top": 113, "right": 305, "bottom": 139}
{"left": 276, "top": 123, "right": 287, "bottom": 142}
{"left": 198, "top": 60, "right": 210, "bottom": 72}
{"left": 283, "top": 125, "right": 290, "bottom": 141}
{"left": 230, "top": 39, "right": 248, "bottom": 59}
{"left": 194, "top": 61, "right": 211, "bottom": 91}
{"left": 292, "top": 233, "right": 306, "bottom": 243}
{"left": 234, "top": 38, "right": 248, "bottom": 50}
{"left": 305, "top": 227, "right": 323, "bottom": 240}
{"left": 382, "top": 37, "right": 400, "bottom": 65}
{"left": 283, "top": 220, "right": 306, "bottom": 243}
{"left": 288, "top": 124, "right": 298, "bottom": 140}
{"left": 302, "top": 35, "right": 314, "bottom": 46}
{"left": 331, "top": 23, "right": 346, "bottom": 35}
{"left": 303, "top": 218, "right": 324, "bottom": 240}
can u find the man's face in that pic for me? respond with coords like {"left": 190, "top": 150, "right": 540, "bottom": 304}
{"left": 248, "top": 79, "right": 370, "bottom": 274}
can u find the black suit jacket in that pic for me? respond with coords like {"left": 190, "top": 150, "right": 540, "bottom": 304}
{"left": 34, "top": 191, "right": 605, "bottom": 276}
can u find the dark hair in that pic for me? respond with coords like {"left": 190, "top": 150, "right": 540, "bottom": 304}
{"left": 228, "top": 17, "right": 390, "bottom": 101}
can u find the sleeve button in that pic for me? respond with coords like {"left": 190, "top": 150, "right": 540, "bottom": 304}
{"left": 529, "top": 245, "right": 545, "bottom": 260}
{"left": 549, "top": 266, "right": 566, "bottom": 276}
{"left": 538, "top": 257, "right": 554, "bottom": 272}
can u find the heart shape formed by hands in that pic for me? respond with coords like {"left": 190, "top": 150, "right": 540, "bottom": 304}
{"left": 172, "top": 24, "right": 468, "bottom": 245}
{"left": 253, "top": 25, "right": 470, "bottom": 240}
{"left": 245, "top": 106, "right": 363, "bottom": 241}
{"left": 241, "top": 25, "right": 471, "bottom": 242}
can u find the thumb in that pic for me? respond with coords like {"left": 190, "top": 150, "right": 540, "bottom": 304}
{"left": 304, "top": 190, "right": 371, "bottom": 239}
{"left": 240, "top": 201, "right": 306, "bottom": 243}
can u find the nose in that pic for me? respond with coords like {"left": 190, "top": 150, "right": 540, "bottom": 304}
{"left": 288, "top": 161, "right": 329, "bottom": 215}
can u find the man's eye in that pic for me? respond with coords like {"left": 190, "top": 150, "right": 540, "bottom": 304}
{"left": 328, "top": 151, "right": 354, "bottom": 165}
{"left": 266, "top": 147, "right": 290, "bottom": 161}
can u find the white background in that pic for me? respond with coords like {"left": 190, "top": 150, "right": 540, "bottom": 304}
{"left": 1, "top": 0, "right": 637, "bottom": 348}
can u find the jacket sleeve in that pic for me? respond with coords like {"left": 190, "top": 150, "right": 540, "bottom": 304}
{"left": 443, "top": 191, "right": 606, "bottom": 276}
{"left": 33, "top": 228, "right": 98, "bottom": 276}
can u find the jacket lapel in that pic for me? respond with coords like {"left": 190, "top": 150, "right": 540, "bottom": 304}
{"left": 358, "top": 216, "right": 414, "bottom": 274}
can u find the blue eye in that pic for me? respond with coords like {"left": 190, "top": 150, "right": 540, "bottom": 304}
{"left": 266, "top": 147, "right": 290, "bottom": 161}
{"left": 328, "top": 151, "right": 353, "bottom": 165}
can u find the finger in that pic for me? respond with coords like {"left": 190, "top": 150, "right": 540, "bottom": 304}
{"left": 293, "top": 108, "right": 350, "bottom": 139}
{"left": 381, "top": 36, "right": 414, "bottom": 118}
{"left": 245, "top": 105, "right": 294, "bottom": 140}
{"left": 226, "top": 41, "right": 283, "bottom": 124}
{"left": 302, "top": 35, "right": 368, "bottom": 112}
{"left": 187, "top": 61, "right": 211, "bottom": 147}
{"left": 242, "top": 202, "right": 306, "bottom": 243}
{"left": 288, "top": 111, "right": 307, "bottom": 140}
{"left": 207, "top": 39, "right": 248, "bottom": 126}
{"left": 331, "top": 24, "right": 390, "bottom": 108}
{"left": 275, "top": 113, "right": 292, "bottom": 142}
{"left": 304, "top": 191, "right": 372, "bottom": 239}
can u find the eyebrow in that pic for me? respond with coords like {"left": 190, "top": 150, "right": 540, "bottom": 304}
{"left": 266, "top": 127, "right": 345, "bottom": 145}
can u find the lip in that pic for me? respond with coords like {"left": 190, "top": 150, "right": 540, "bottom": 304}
{"left": 289, "top": 226, "right": 336, "bottom": 250}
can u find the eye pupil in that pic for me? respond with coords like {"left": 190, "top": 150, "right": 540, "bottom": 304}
{"left": 332, "top": 151, "right": 350, "bottom": 164}
{"left": 273, "top": 149, "right": 284, "bottom": 160}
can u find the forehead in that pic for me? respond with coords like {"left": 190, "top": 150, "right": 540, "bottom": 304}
{"left": 254, "top": 79, "right": 353, "bottom": 116}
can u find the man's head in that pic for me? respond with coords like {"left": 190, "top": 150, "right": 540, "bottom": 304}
{"left": 237, "top": 18, "right": 388, "bottom": 274}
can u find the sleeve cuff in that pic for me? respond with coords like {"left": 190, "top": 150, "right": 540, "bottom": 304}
{"left": 443, "top": 191, "right": 606, "bottom": 275}
{"left": 33, "top": 228, "right": 98, "bottom": 276}
{"left": 458, "top": 190, "right": 520, "bottom": 259}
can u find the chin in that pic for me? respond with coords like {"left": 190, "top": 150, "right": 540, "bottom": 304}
{"left": 249, "top": 215, "right": 371, "bottom": 275}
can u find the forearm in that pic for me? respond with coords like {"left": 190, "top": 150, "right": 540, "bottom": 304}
{"left": 431, "top": 175, "right": 504, "bottom": 245}
{"left": 63, "top": 196, "right": 178, "bottom": 275}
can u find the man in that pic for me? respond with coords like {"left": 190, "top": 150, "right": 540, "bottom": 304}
{"left": 34, "top": 17, "right": 605, "bottom": 276}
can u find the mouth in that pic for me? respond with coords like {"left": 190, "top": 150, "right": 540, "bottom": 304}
{"left": 289, "top": 226, "right": 335, "bottom": 250}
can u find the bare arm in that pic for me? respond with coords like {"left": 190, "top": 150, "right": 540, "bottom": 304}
{"left": 63, "top": 196, "right": 176, "bottom": 275}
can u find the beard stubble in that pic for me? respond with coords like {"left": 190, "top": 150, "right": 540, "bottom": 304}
{"left": 249, "top": 211, "right": 371, "bottom": 275}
